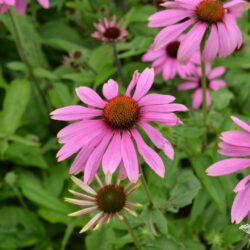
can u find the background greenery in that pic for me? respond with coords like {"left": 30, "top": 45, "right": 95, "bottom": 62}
{"left": 0, "top": 0, "right": 250, "bottom": 249}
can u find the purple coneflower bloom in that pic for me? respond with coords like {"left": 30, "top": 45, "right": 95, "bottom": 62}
{"left": 149, "top": 0, "right": 249, "bottom": 63}
{"left": 65, "top": 175, "right": 141, "bottom": 233}
{"left": 207, "top": 116, "right": 250, "bottom": 224}
{"left": 178, "top": 64, "right": 226, "bottom": 109}
{"left": 142, "top": 36, "right": 199, "bottom": 80}
{"left": 92, "top": 16, "right": 128, "bottom": 43}
{"left": 50, "top": 68, "right": 188, "bottom": 184}
{"left": 0, "top": 0, "right": 49, "bottom": 15}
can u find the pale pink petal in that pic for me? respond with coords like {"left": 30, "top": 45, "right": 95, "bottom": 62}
{"left": 178, "top": 22, "right": 207, "bottom": 64}
{"left": 206, "top": 158, "right": 250, "bottom": 176}
{"left": 208, "top": 66, "right": 226, "bottom": 79}
{"left": 102, "top": 131, "right": 122, "bottom": 175}
{"left": 217, "top": 22, "right": 233, "bottom": 57}
{"left": 141, "top": 103, "right": 188, "bottom": 113}
{"left": 133, "top": 68, "right": 155, "bottom": 100}
{"left": 209, "top": 80, "right": 226, "bottom": 90}
{"left": 141, "top": 112, "right": 182, "bottom": 126}
{"left": 37, "top": 0, "right": 49, "bottom": 8}
{"left": 231, "top": 185, "right": 250, "bottom": 224}
{"left": 218, "top": 142, "right": 250, "bottom": 157}
{"left": 103, "top": 79, "right": 119, "bottom": 100}
{"left": 192, "top": 88, "right": 203, "bottom": 109}
{"left": 178, "top": 82, "right": 198, "bottom": 90}
{"left": 121, "top": 131, "right": 139, "bottom": 183}
{"left": 131, "top": 128, "right": 165, "bottom": 177}
{"left": 203, "top": 24, "right": 219, "bottom": 62}
{"left": 231, "top": 116, "right": 250, "bottom": 133}
{"left": 80, "top": 212, "right": 104, "bottom": 233}
{"left": 50, "top": 105, "right": 102, "bottom": 121}
{"left": 76, "top": 87, "right": 107, "bottom": 108}
{"left": 221, "top": 131, "right": 250, "bottom": 147}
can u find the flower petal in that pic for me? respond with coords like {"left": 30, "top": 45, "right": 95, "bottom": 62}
{"left": 103, "top": 79, "right": 119, "bottom": 100}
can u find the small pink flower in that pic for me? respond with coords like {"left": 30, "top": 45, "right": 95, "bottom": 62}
{"left": 149, "top": 0, "right": 249, "bottom": 63}
{"left": 92, "top": 16, "right": 128, "bottom": 43}
{"left": 65, "top": 175, "right": 141, "bottom": 233}
{"left": 142, "top": 36, "right": 199, "bottom": 80}
{"left": 50, "top": 68, "right": 188, "bottom": 184}
{"left": 178, "top": 64, "right": 226, "bottom": 109}
{"left": 0, "top": 0, "right": 49, "bottom": 15}
{"left": 207, "top": 116, "right": 250, "bottom": 223}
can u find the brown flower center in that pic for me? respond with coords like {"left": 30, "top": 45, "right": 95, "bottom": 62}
{"left": 96, "top": 184, "right": 126, "bottom": 213}
{"left": 104, "top": 27, "right": 121, "bottom": 39}
{"left": 198, "top": 77, "right": 210, "bottom": 87}
{"left": 196, "top": 0, "right": 224, "bottom": 24}
{"left": 103, "top": 96, "right": 140, "bottom": 129}
{"left": 166, "top": 41, "right": 180, "bottom": 58}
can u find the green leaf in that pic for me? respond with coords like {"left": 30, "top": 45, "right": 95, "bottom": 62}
{"left": 1, "top": 79, "right": 30, "bottom": 135}
{"left": 212, "top": 89, "right": 233, "bottom": 110}
{"left": 0, "top": 206, "right": 46, "bottom": 250}
{"left": 168, "top": 170, "right": 201, "bottom": 212}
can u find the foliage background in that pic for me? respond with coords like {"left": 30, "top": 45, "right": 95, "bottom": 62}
{"left": 0, "top": 0, "right": 250, "bottom": 249}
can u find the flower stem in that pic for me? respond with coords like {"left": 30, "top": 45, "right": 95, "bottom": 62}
{"left": 122, "top": 214, "right": 142, "bottom": 250}
{"left": 200, "top": 58, "right": 208, "bottom": 151}
{"left": 112, "top": 43, "right": 125, "bottom": 87}
{"left": 139, "top": 165, "right": 154, "bottom": 209}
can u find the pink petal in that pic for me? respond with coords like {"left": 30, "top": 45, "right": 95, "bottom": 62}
{"left": 178, "top": 82, "right": 198, "bottom": 90}
{"left": 76, "top": 87, "right": 107, "bottom": 108}
{"left": 221, "top": 131, "right": 250, "bottom": 147}
{"left": 233, "top": 175, "right": 250, "bottom": 193}
{"left": 37, "top": 0, "right": 49, "bottom": 8}
{"left": 209, "top": 80, "right": 226, "bottom": 90}
{"left": 50, "top": 105, "right": 102, "bottom": 121}
{"left": 131, "top": 128, "right": 165, "bottom": 178}
{"left": 138, "top": 93, "right": 175, "bottom": 106}
{"left": 139, "top": 122, "right": 174, "bottom": 160}
{"left": 178, "top": 22, "right": 207, "bottom": 64}
{"left": 141, "top": 103, "right": 188, "bottom": 113}
{"left": 218, "top": 142, "right": 250, "bottom": 157}
{"left": 208, "top": 66, "right": 225, "bottom": 79}
{"left": 231, "top": 116, "right": 250, "bottom": 133}
{"left": 133, "top": 68, "right": 155, "bottom": 101}
{"left": 121, "top": 131, "right": 139, "bottom": 183}
{"left": 231, "top": 185, "right": 250, "bottom": 224}
{"left": 84, "top": 131, "right": 113, "bottom": 184}
{"left": 203, "top": 24, "right": 219, "bottom": 62}
{"left": 125, "top": 70, "right": 140, "bottom": 97}
{"left": 141, "top": 112, "right": 182, "bottom": 126}
{"left": 217, "top": 22, "right": 233, "bottom": 57}
{"left": 102, "top": 131, "right": 122, "bottom": 175}
{"left": 16, "top": 0, "right": 27, "bottom": 15}
{"left": 102, "top": 79, "right": 119, "bottom": 100}
{"left": 206, "top": 158, "right": 250, "bottom": 176}
{"left": 192, "top": 88, "right": 203, "bottom": 109}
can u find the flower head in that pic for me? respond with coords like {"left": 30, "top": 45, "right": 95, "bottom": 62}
{"left": 92, "top": 16, "right": 128, "bottom": 43}
{"left": 142, "top": 36, "right": 199, "bottom": 80}
{"left": 65, "top": 175, "right": 141, "bottom": 233}
{"left": 178, "top": 64, "right": 226, "bottom": 109}
{"left": 50, "top": 68, "right": 188, "bottom": 184}
{"left": 0, "top": 0, "right": 49, "bottom": 15}
{"left": 206, "top": 116, "right": 250, "bottom": 223}
{"left": 149, "top": 0, "right": 249, "bottom": 63}
{"left": 63, "top": 50, "right": 84, "bottom": 70}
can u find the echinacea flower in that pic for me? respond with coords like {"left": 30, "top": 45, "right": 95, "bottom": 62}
{"left": 178, "top": 64, "right": 226, "bottom": 109}
{"left": 149, "top": 0, "right": 249, "bottom": 63}
{"left": 0, "top": 0, "right": 49, "bottom": 15}
{"left": 65, "top": 175, "right": 141, "bottom": 233}
{"left": 142, "top": 36, "right": 199, "bottom": 80}
{"left": 50, "top": 68, "right": 188, "bottom": 184}
{"left": 206, "top": 116, "right": 250, "bottom": 224}
{"left": 92, "top": 16, "right": 128, "bottom": 43}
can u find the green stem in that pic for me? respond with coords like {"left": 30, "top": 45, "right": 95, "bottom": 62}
{"left": 86, "top": 0, "right": 96, "bottom": 12}
{"left": 112, "top": 43, "right": 125, "bottom": 87}
{"left": 140, "top": 165, "right": 154, "bottom": 209}
{"left": 200, "top": 47, "right": 208, "bottom": 151}
{"left": 122, "top": 214, "right": 142, "bottom": 250}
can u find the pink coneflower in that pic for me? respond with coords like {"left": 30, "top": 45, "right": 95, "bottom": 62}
{"left": 149, "top": 0, "right": 249, "bottom": 63}
{"left": 142, "top": 36, "right": 199, "bottom": 80}
{"left": 92, "top": 16, "right": 128, "bottom": 43}
{"left": 0, "top": 0, "right": 49, "bottom": 15}
{"left": 50, "top": 68, "right": 188, "bottom": 184}
{"left": 65, "top": 175, "right": 141, "bottom": 233}
{"left": 206, "top": 116, "right": 250, "bottom": 224}
{"left": 178, "top": 64, "right": 226, "bottom": 109}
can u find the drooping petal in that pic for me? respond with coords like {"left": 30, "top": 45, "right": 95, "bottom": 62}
{"left": 133, "top": 68, "right": 155, "bottom": 100}
{"left": 131, "top": 128, "right": 165, "bottom": 177}
{"left": 233, "top": 175, "right": 250, "bottom": 193}
{"left": 76, "top": 87, "right": 107, "bottom": 108}
{"left": 208, "top": 66, "right": 225, "bottom": 79}
{"left": 37, "top": 0, "right": 49, "bottom": 8}
{"left": 206, "top": 158, "right": 250, "bottom": 176}
{"left": 231, "top": 116, "right": 250, "bottom": 133}
{"left": 218, "top": 142, "right": 250, "bottom": 157}
{"left": 121, "top": 131, "right": 139, "bottom": 183}
{"left": 102, "top": 79, "right": 119, "bottom": 100}
{"left": 125, "top": 70, "right": 140, "bottom": 96}
{"left": 221, "top": 131, "right": 250, "bottom": 147}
